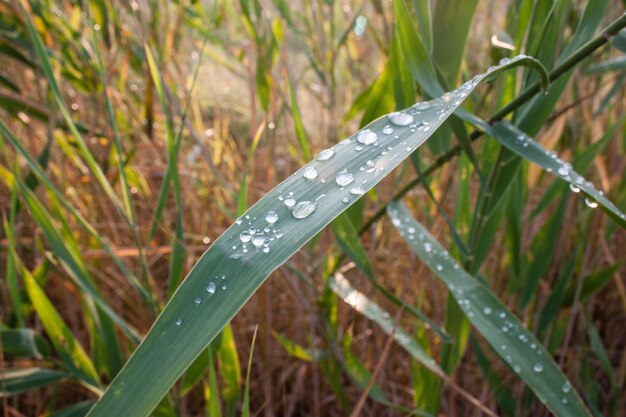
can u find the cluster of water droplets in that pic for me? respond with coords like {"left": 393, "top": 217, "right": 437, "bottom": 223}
{"left": 389, "top": 208, "right": 580, "bottom": 407}
{"left": 509, "top": 131, "right": 626, "bottom": 220}
{"left": 174, "top": 274, "right": 227, "bottom": 327}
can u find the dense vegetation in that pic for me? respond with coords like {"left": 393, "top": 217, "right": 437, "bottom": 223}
{"left": 1, "top": 0, "right": 626, "bottom": 416}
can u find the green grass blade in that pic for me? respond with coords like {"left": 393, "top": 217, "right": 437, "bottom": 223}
{"left": 0, "top": 368, "right": 67, "bottom": 397}
{"left": 241, "top": 326, "right": 257, "bottom": 417}
{"left": 490, "top": 121, "right": 626, "bottom": 227}
{"left": 50, "top": 401, "right": 97, "bottom": 417}
{"left": 585, "top": 55, "right": 626, "bottom": 73}
{"left": 387, "top": 201, "right": 592, "bottom": 417}
{"left": 85, "top": 55, "right": 547, "bottom": 417}
{"left": 329, "top": 273, "right": 443, "bottom": 377}
{"left": 0, "top": 328, "right": 51, "bottom": 360}
{"left": 19, "top": 262, "right": 101, "bottom": 392}
{"left": 431, "top": 0, "right": 478, "bottom": 85}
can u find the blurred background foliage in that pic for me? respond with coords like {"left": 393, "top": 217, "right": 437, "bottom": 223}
{"left": 1, "top": 0, "right": 626, "bottom": 415}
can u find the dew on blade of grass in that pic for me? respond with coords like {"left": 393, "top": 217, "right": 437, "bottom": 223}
{"left": 424, "top": 243, "right": 432, "bottom": 253}
{"left": 302, "top": 166, "right": 319, "bottom": 179}
{"left": 356, "top": 129, "right": 377, "bottom": 145}
{"left": 382, "top": 125, "right": 394, "bottom": 135}
{"left": 239, "top": 231, "right": 251, "bottom": 243}
{"left": 483, "top": 307, "right": 492, "bottom": 315}
{"left": 342, "top": 197, "right": 349, "bottom": 203}
{"left": 350, "top": 187, "right": 364, "bottom": 195}
{"left": 562, "top": 382, "right": 571, "bottom": 393}
{"left": 206, "top": 282, "right": 216, "bottom": 294}
{"left": 569, "top": 184, "right": 581, "bottom": 193}
{"left": 316, "top": 148, "right": 335, "bottom": 161}
{"left": 292, "top": 201, "right": 317, "bottom": 219}
{"left": 284, "top": 196, "right": 297, "bottom": 208}
{"left": 388, "top": 111, "right": 414, "bottom": 126}
{"left": 585, "top": 198, "right": 598, "bottom": 208}
{"left": 335, "top": 170, "right": 354, "bottom": 187}
{"left": 194, "top": 297, "right": 201, "bottom": 304}
{"left": 175, "top": 318, "right": 182, "bottom": 326}
{"left": 265, "top": 211, "right": 278, "bottom": 224}
{"left": 252, "top": 234, "right": 265, "bottom": 248}
{"left": 557, "top": 166, "right": 569, "bottom": 176}
{"left": 533, "top": 363, "right": 543, "bottom": 373}
{"left": 436, "top": 264, "right": 443, "bottom": 271}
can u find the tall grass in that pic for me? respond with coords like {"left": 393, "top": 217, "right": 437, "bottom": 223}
{"left": 1, "top": 1, "right": 626, "bottom": 416}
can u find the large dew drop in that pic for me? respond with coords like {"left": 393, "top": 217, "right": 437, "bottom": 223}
{"left": 533, "top": 363, "right": 543, "bottom": 373}
{"left": 206, "top": 282, "right": 216, "bottom": 294}
{"left": 388, "top": 111, "right": 414, "bottom": 126}
{"left": 356, "top": 129, "right": 377, "bottom": 145}
{"left": 316, "top": 148, "right": 335, "bottom": 161}
{"left": 252, "top": 234, "right": 265, "bottom": 248}
{"left": 292, "top": 201, "right": 317, "bottom": 219}
{"left": 265, "top": 211, "right": 278, "bottom": 224}
{"left": 303, "top": 166, "right": 319, "bottom": 179}
{"left": 239, "top": 231, "right": 251, "bottom": 243}
{"left": 335, "top": 170, "right": 354, "bottom": 187}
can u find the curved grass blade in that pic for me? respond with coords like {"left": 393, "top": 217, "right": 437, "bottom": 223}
{"left": 329, "top": 273, "right": 443, "bottom": 377}
{"left": 387, "top": 201, "right": 592, "bottom": 417}
{"left": 0, "top": 368, "right": 67, "bottom": 397}
{"left": 86, "top": 55, "right": 547, "bottom": 417}
{"left": 490, "top": 121, "right": 626, "bottom": 227}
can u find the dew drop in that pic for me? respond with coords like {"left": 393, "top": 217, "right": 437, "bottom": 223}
{"left": 194, "top": 296, "right": 201, "bottom": 304}
{"left": 436, "top": 264, "right": 443, "bottom": 271}
{"left": 239, "top": 231, "right": 252, "bottom": 243}
{"left": 206, "top": 282, "right": 216, "bottom": 294}
{"left": 284, "top": 196, "right": 297, "bottom": 208}
{"left": 388, "top": 111, "right": 414, "bottom": 126}
{"left": 483, "top": 307, "right": 492, "bottom": 315}
{"left": 585, "top": 198, "right": 598, "bottom": 208}
{"left": 562, "top": 382, "right": 571, "bottom": 393}
{"left": 557, "top": 166, "right": 569, "bottom": 176}
{"left": 252, "top": 234, "right": 265, "bottom": 248}
{"left": 569, "top": 184, "right": 580, "bottom": 193}
{"left": 513, "top": 365, "right": 521, "bottom": 373}
{"left": 356, "top": 129, "right": 377, "bottom": 145}
{"left": 316, "top": 148, "right": 335, "bottom": 161}
{"left": 350, "top": 187, "right": 365, "bottom": 195}
{"left": 382, "top": 125, "right": 394, "bottom": 135}
{"left": 175, "top": 318, "right": 182, "bottom": 326}
{"left": 263, "top": 247, "right": 270, "bottom": 253}
{"left": 342, "top": 197, "right": 349, "bottom": 203}
{"left": 335, "top": 170, "right": 355, "bottom": 186}
{"left": 292, "top": 201, "right": 317, "bottom": 219}
{"left": 303, "top": 166, "right": 319, "bottom": 179}
{"left": 424, "top": 243, "right": 433, "bottom": 253}
{"left": 533, "top": 363, "right": 543, "bottom": 373}
{"left": 265, "top": 211, "right": 279, "bottom": 224}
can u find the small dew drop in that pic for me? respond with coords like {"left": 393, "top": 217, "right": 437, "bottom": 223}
{"left": 252, "top": 234, "right": 265, "bottom": 248}
{"left": 557, "top": 166, "right": 569, "bottom": 176}
{"left": 342, "top": 197, "right": 349, "bottom": 203}
{"left": 388, "top": 111, "right": 414, "bottom": 126}
{"left": 356, "top": 129, "right": 378, "bottom": 145}
{"left": 194, "top": 296, "right": 201, "bottom": 304}
{"left": 292, "top": 201, "right": 317, "bottom": 219}
{"left": 436, "top": 264, "right": 443, "bottom": 271}
{"left": 284, "top": 197, "right": 297, "bottom": 208}
{"left": 175, "top": 318, "right": 182, "bottom": 326}
{"left": 585, "top": 198, "right": 598, "bottom": 208}
{"left": 513, "top": 365, "right": 521, "bottom": 373}
{"left": 265, "top": 211, "right": 279, "bottom": 224}
{"left": 424, "top": 243, "right": 433, "bottom": 253}
{"left": 350, "top": 187, "right": 365, "bottom": 195}
{"left": 382, "top": 125, "right": 394, "bottom": 135}
{"left": 483, "top": 307, "right": 492, "bottom": 315}
{"left": 335, "top": 170, "right": 355, "bottom": 187}
{"left": 206, "top": 282, "right": 216, "bottom": 294}
{"left": 533, "top": 363, "right": 543, "bottom": 373}
{"left": 239, "top": 232, "right": 251, "bottom": 243}
{"left": 263, "top": 247, "right": 270, "bottom": 253}
{"left": 562, "top": 383, "right": 571, "bottom": 393}
{"left": 569, "top": 184, "right": 581, "bottom": 193}
{"left": 316, "top": 148, "right": 335, "bottom": 161}
{"left": 303, "top": 166, "right": 319, "bottom": 179}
